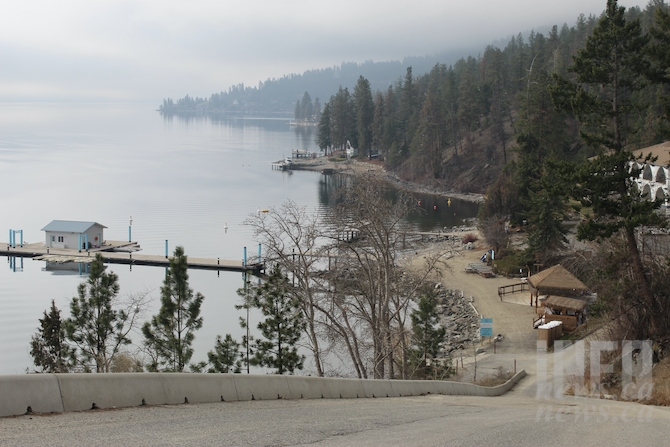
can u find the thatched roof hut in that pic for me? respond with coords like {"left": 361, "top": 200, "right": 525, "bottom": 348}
{"left": 528, "top": 264, "right": 588, "bottom": 307}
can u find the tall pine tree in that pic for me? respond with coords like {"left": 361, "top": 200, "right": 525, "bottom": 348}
{"left": 65, "top": 254, "right": 133, "bottom": 373}
{"left": 244, "top": 264, "right": 305, "bottom": 374}
{"left": 409, "top": 288, "right": 447, "bottom": 379}
{"left": 142, "top": 246, "right": 204, "bottom": 372}
{"left": 550, "top": 0, "right": 665, "bottom": 335}
{"left": 353, "top": 76, "right": 374, "bottom": 159}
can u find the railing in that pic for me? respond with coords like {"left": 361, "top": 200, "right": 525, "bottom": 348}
{"left": 498, "top": 282, "right": 528, "bottom": 297}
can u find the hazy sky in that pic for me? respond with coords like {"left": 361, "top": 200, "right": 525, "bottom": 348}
{"left": 0, "top": 0, "right": 645, "bottom": 103}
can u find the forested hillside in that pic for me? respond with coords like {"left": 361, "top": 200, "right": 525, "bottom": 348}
{"left": 160, "top": 1, "right": 670, "bottom": 200}
{"left": 157, "top": 48, "right": 477, "bottom": 116}
{"left": 316, "top": 2, "right": 669, "bottom": 194}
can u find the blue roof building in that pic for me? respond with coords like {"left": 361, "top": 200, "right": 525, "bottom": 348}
{"left": 41, "top": 220, "right": 106, "bottom": 250}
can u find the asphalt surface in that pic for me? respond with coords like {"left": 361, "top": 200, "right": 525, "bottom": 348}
{"left": 2, "top": 380, "right": 669, "bottom": 447}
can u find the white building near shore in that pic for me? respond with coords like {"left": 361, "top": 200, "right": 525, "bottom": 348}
{"left": 41, "top": 220, "right": 106, "bottom": 250}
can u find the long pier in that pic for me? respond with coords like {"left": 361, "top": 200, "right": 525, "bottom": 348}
{"left": 1, "top": 241, "right": 264, "bottom": 274}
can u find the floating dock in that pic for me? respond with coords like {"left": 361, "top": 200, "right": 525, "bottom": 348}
{"left": 1, "top": 241, "right": 263, "bottom": 274}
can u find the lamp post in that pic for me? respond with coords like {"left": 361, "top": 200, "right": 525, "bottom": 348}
{"left": 129, "top": 216, "right": 133, "bottom": 242}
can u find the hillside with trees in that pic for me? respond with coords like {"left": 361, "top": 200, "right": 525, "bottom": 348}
{"left": 317, "top": 0, "right": 670, "bottom": 349}
{"left": 158, "top": 50, "right": 482, "bottom": 116}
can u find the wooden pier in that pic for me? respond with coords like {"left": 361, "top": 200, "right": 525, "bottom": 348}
{"left": 271, "top": 160, "right": 292, "bottom": 171}
{"left": 1, "top": 241, "right": 263, "bottom": 274}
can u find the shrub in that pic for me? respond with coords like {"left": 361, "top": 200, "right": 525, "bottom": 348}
{"left": 461, "top": 233, "right": 478, "bottom": 244}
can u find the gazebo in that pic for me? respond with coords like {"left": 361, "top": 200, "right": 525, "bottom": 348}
{"left": 528, "top": 264, "right": 589, "bottom": 307}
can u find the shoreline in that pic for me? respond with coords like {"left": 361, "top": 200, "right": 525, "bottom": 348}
{"left": 288, "top": 157, "right": 486, "bottom": 204}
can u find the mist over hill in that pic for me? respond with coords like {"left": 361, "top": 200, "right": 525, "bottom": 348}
{"left": 158, "top": 47, "right": 482, "bottom": 116}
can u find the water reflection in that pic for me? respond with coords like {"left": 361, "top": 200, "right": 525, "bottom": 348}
{"left": 292, "top": 125, "right": 317, "bottom": 152}
{"left": 318, "top": 173, "right": 480, "bottom": 230}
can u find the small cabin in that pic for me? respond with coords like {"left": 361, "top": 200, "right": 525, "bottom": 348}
{"left": 41, "top": 220, "right": 106, "bottom": 250}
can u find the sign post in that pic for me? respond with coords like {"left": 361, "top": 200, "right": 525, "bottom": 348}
{"left": 480, "top": 318, "right": 493, "bottom": 344}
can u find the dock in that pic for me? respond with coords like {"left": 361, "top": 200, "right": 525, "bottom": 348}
{"left": 271, "top": 160, "right": 292, "bottom": 171}
{"left": 1, "top": 241, "right": 264, "bottom": 274}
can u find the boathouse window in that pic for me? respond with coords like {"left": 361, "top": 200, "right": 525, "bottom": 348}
{"left": 51, "top": 236, "right": 55, "bottom": 242}
{"left": 57, "top": 236, "right": 64, "bottom": 242}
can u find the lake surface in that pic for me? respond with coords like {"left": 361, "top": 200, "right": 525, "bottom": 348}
{"left": 0, "top": 103, "right": 478, "bottom": 374}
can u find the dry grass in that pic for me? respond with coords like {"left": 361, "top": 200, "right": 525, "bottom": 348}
{"left": 562, "top": 356, "right": 670, "bottom": 406}
{"left": 461, "top": 233, "right": 479, "bottom": 244}
{"left": 646, "top": 358, "right": 670, "bottom": 406}
{"left": 474, "top": 366, "right": 514, "bottom": 387}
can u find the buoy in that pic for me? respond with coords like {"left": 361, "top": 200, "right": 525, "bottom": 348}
{"left": 418, "top": 200, "right": 421, "bottom": 205}
{"left": 448, "top": 198, "right": 452, "bottom": 207}
{"left": 433, "top": 205, "right": 437, "bottom": 210}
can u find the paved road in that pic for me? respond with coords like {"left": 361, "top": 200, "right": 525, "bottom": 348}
{"left": 2, "top": 377, "right": 669, "bottom": 447}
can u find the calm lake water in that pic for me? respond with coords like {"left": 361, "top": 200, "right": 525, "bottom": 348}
{"left": 0, "top": 103, "right": 478, "bottom": 374}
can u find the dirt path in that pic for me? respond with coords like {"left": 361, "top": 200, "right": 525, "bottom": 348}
{"left": 407, "top": 235, "right": 538, "bottom": 356}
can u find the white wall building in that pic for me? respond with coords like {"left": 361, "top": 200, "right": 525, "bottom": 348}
{"left": 41, "top": 220, "right": 106, "bottom": 250}
{"left": 632, "top": 141, "right": 670, "bottom": 206}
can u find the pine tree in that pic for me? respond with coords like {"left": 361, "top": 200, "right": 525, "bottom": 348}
{"left": 329, "top": 87, "right": 355, "bottom": 151}
{"left": 648, "top": 5, "right": 670, "bottom": 137}
{"left": 317, "top": 102, "right": 332, "bottom": 154}
{"left": 294, "top": 100, "right": 302, "bottom": 121}
{"left": 246, "top": 264, "right": 305, "bottom": 374}
{"left": 65, "top": 254, "right": 133, "bottom": 373}
{"left": 30, "top": 300, "right": 73, "bottom": 373}
{"left": 353, "top": 76, "right": 374, "bottom": 159}
{"left": 409, "top": 289, "right": 447, "bottom": 379}
{"left": 142, "top": 246, "right": 204, "bottom": 372}
{"left": 524, "top": 165, "right": 568, "bottom": 262}
{"left": 550, "top": 0, "right": 665, "bottom": 334}
{"left": 301, "top": 92, "right": 313, "bottom": 121}
{"left": 206, "top": 334, "right": 241, "bottom": 373}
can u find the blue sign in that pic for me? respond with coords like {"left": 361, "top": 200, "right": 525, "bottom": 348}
{"left": 480, "top": 318, "right": 493, "bottom": 337}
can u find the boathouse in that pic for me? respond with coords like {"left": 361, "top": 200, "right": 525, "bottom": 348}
{"left": 41, "top": 220, "right": 106, "bottom": 250}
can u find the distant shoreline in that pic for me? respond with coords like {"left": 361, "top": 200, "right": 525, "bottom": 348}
{"left": 289, "top": 157, "right": 485, "bottom": 204}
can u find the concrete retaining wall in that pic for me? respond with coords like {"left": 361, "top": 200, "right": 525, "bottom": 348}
{"left": 0, "top": 370, "right": 526, "bottom": 418}
{"left": 0, "top": 375, "right": 64, "bottom": 417}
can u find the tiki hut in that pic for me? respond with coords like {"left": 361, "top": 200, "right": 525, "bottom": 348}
{"left": 528, "top": 264, "right": 589, "bottom": 307}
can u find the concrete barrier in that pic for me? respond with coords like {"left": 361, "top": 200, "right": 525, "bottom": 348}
{"left": 233, "top": 374, "right": 290, "bottom": 401}
{"left": 483, "top": 370, "right": 527, "bottom": 397}
{"left": 57, "top": 373, "right": 241, "bottom": 412}
{"left": 0, "top": 370, "right": 527, "bottom": 418}
{"left": 0, "top": 375, "right": 63, "bottom": 417}
{"left": 285, "top": 377, "right": 366, "bottom": 399}
{"left": 390, "top": 380, "right": 445, "bottom": 397}
{"left": 360, "top": 379, "right": 394, "bottom": 398}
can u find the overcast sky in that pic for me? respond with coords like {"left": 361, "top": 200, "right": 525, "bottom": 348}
{"left": 0, "top": 0, "right": 645, "bottom": 103}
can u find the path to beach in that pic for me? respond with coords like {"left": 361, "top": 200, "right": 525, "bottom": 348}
{"left": 405, "top": 234, "right": 540, "bottom": 383}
